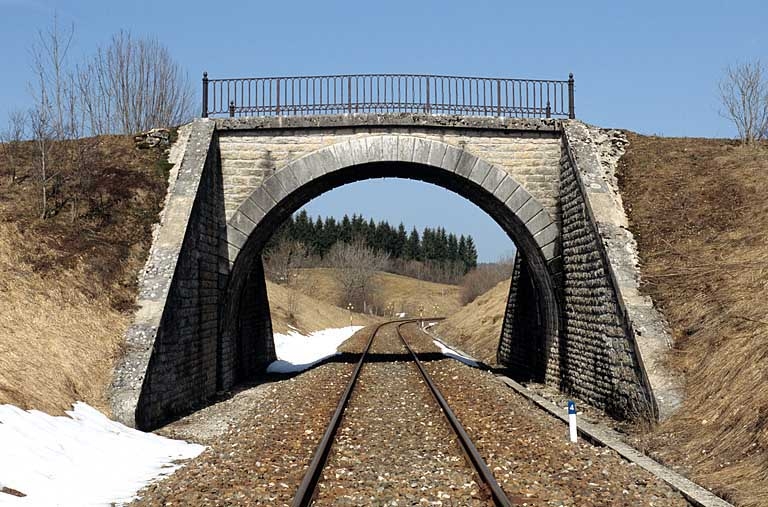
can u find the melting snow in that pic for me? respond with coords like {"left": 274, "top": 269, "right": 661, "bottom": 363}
{"left": 0, "top": 402, "right": 204, "bottom": 505}
{"left": 266, "top": 326, "right": 363, "bottom": 373}
{"left": 432, "top": 338, "right": 480, "bottom": 367}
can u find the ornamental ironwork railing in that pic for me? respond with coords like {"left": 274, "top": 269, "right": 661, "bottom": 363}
{"left": 202, "top": 73, "right": 574, "bottom": 120}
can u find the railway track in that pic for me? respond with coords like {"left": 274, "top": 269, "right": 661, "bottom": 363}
{"left": 292, "top": 320, "right": 513, "bottom": 507}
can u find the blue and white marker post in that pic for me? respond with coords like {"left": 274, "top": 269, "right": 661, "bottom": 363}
{"left": 568, "top": 400, "right": 578, "bottom": 443}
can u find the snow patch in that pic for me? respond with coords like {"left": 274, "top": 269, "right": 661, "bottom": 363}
{"left": 0, "top": 402, "right": 204, "bottom": 505}
{"left": 267, "top": 326, "right": 363, "bottom": 373}
{"left": 432, "top": 339, "right": 480, "bottom": 367}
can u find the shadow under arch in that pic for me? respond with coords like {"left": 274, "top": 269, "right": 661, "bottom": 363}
{"left": 222, "top": 135, "right": 561, "bottom": 382}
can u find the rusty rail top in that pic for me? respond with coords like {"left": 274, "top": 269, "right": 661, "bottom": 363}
{"left": 202, "top": 72, "right": 575, "bottom": 120}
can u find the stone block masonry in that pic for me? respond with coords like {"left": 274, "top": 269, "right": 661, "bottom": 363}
{"left": 218, "top": 121, "right": 562, "bottom": 224}
{"left": 110, "top": 114, "right": 675, "bottom": 430}
{"left": 555, "top": 124, "right": 659, "bottom": 420}
{"left": 111, "top": 119, "right": 228, "bottom": 429}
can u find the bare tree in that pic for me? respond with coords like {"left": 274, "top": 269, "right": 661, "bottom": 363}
{"left": 1, "top": 110, "right": 27, "bottom": 184}
{"left": 78, "top": 30, "right": 194, "bottom": 134}
{"left": 264, "top": 239, "right": 309, "bottom": 284}
{"left": 325, "top": 240, "right": 390, "bottom": 311}
{"left": 719, "top": 60, "right": 768, "bottom": 144}
{"left": 29, "top": 99, "right": 52, "bottom": 219}
{"left": 459, "top": 257, "right": 515, "bottom": 305}
{"left": 29, "top": 13, "right": 74, "bottom": 141}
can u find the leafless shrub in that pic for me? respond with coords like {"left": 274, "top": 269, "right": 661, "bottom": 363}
{"left": 459, "top": 258, "right": 515, "bottom": 305}
{"left": 1, "top": 110, "right": 27, "bottom": 184}
{"left": 719, "top": 60, "right": 768, "bottom": 145}
{"left": 325, "top": 240, "right": 390, "bottom": 311}
{"left": 264, "top": 239, "right": 309, "bottom": 285}
{"left": 78, "top": 30, "right": 194, "bottom": 134}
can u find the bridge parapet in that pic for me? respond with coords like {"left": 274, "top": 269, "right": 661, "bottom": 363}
{"left": 202, "top": 73, "right": 575, "bottom": 120}
{"left": 109, "top": 113, "right": 676, "bottom": 430}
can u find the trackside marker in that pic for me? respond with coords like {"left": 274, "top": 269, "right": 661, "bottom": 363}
{"left": 568, "top": 400, "right": 578, "bottom": 443}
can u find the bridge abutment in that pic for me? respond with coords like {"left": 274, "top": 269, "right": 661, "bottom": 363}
{"left": 110, "top": 115, "right": 676, "bottom": 430}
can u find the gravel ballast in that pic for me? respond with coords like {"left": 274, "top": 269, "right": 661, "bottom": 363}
{"left": 131, "top": 323, "right": 692, "bottom": 506}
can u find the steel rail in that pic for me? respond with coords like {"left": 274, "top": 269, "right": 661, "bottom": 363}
{"left": 396, "top": 322, "right": 513, "bottom": 507}
{"left": 291, "top": 320, "right": 412, "bottom": 507}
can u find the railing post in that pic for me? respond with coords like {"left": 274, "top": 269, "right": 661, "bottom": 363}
{"left": 497, "top": 79, "right": 502, "bottom": 116}
{"left": 348, "top": 77, "right": 352, "bottom": 114}
{"left": 202, "top": 72, "right": 209, "bottom": 118}
{"left": 546, "top": 101, "right": 551, "bottom": 119}
{"left": 276, "top": 78, "right": 281, "bottom": 115}
{"left": 425, "top": 78, "right": 431, "bottom": 114}
{"left": 229, "top": 101, "right": 235, "bottom": 118}
{"left": 568, "top": 73, "right": 575, "bottom": 119}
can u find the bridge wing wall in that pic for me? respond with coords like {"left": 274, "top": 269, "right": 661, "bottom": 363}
{"left": 110, "top": 119, "right": 226, "bottom": 429}
{"left": 561, "top": 122, "right": 681, "bottom": 420}
{"left": 109, "top": 115, "right": 675, "bottom": 429}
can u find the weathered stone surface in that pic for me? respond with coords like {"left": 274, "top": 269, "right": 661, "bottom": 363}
{"left": 112, "top": 114, "right": 668, "bottom": 430}
{"left": 562, "top": 121, "right": 681, "bottom": 420}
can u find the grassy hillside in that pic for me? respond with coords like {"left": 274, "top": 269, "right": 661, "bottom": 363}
{"left": 289, "top": 267, "right": 461, "bottom": 318}
{"left": 618, "top": 134, "right": 768, "bottom": 506}
{"left": 0, "top": 135, "right": 377, "bottom": 417}
{"left": 266, "top": 279, "right": 379, "bottom": 335}
{"left": 0, "top": 135, "right": 169, "bottom": 415}
{"left": 433, "top": 278, "right": 509, "bottom": 364}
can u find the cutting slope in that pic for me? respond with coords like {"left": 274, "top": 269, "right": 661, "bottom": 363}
{"left": 618, "top": 133, "right": 768, "bottom": 506}
{"left": 432, "top": 278, "right": 509, "bottom": 364}
{"left": 288, "top": 267, "right": 461, "bottom": 317}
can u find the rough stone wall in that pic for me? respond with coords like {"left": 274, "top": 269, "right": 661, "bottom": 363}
{"left": 235, "top": 259, "right": 276, "bottom": 380}
{"left": 111, "top": 115, "right": 671, "bottom": 430}
{"left": 556, "top": 132, "right": 656, "bottom": 420}
{"left": 497, "top": 253, "right": 545, "bottom": 380}
{"left": 110, "top": 119, "right": 228, "bottom": 430}
{"left": 562, "top": 122, "right": 681, "bottom": 420}
{"left": 218, "top": 125, "right": 562, "bottom": 223}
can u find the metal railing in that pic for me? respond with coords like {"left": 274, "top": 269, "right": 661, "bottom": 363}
{"left": 202, "top": 72, "right": 575, "bottom": 119}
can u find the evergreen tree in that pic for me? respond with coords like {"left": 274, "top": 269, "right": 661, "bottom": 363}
{"left": 322, "top": 216, "right": 338, "bottom": 255}
{"left": 405, "top": 227, "right": 421, "bottom": 260}
{"left": 458, "top": 235, "right": 467, "bottom": 271}
{"left": 366, "top": 218, "right": 377, "bottom": 247}
{"left": 464, "top": 236, "right": 478, "bottom": 271}
{"left": 351, "top": 214, "right": 366, "bottom": 241}
{"left": 394, "top": 223, "right": 407, "bottom": 258}
{"left": 293, "top": 210, "right": 312, "bottom": 244}
{"left": 310, "top": 215, "right": 324, "bottom": 256}
{"left": 340, "top": 214, "right": 352, "bottom": 243}
{"left": 447, "top": 233, "right": 459, "bottom": 263}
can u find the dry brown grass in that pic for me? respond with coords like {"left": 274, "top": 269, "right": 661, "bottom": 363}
{"left": 619, "top": 134, "right": 768, "bottom": 506}
{"left": 289, "top": 267, "right": 461, "bottom": 317}
{"left": 434, "top": 277, "right": 509, "bottom": 364}
{"left": 0, "top": 223, "right": 127, "bottom": 415}
{"left": 0, "top": 135, "right": 168, "bottom": 415}
{"left": 265, "top": 278, "right": 379, "bottom": 335}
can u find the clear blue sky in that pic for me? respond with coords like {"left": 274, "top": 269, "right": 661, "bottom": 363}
{"left": 1, "top": 0, "right": 765, "bottom": 260}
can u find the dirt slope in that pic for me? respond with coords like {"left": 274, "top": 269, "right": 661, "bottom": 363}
{"left": 618, "top": 133, "right": 768, "bottom": 506}
{"left": 0, "top": 135, "right": 169, "bottom": 415}
{"left": 266, "top": 279, "right": 379, "bottom": 335}
{"left": 433, "top": 278, "right": 509, "bottom": 364}
{"left": 290, "top": 267, "right": 461, "bottom": 317}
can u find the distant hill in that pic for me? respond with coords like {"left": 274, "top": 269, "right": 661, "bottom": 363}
{"left": 285, "top": 267, "right": 462, "bottom": 318}
{"left": 433, "top": 278, "right": 508, "bottom": 364}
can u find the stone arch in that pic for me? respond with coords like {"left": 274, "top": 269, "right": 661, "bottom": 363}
{"left": 222, "top": 134, "right": 561, "bottom": 381}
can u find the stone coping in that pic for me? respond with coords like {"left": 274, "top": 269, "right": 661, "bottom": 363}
{"left": 214, "top": 113, "right": 562, "bottom": 133}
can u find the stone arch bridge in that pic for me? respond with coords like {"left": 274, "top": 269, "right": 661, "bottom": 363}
{"left": 111, "top": 113, "right": 678, "bottom": 430}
